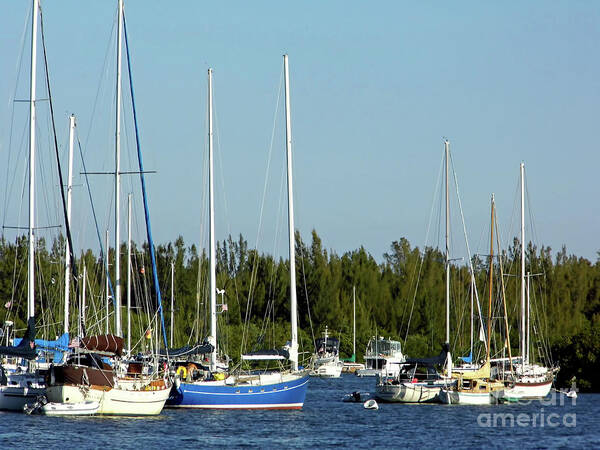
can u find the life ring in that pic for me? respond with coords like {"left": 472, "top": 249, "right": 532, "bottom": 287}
{"left": 176, "top": 366, "right": 187, "bottom": 380}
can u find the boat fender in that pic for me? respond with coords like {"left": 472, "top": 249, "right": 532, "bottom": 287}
{"left": 174, "top": 377, "right": 181, "bottom": 389}
{"left": 176, "top": 366, "right": 187, "bottom": 380}
{"left": 49, "top": 364, "right": 55, "bottom": 386}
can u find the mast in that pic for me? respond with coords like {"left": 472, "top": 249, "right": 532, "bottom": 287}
{"left": 63, "top": 114, "right": 76, "bottom": 334}
{"left": 127, "top": 193, "right": 132, "bottom": 355}
{"left": 114, "top": 0, "right": 124, "bottom": 337}
{"left": 526, "top": 271, "right": 530, "bottom": 364}
{"left": 284, "top": 54, "right": 299, "bottom": 372}
{"left": 520, "top": 162, "right": 526, "bottom": 365}
{"left": 470, "top": 271, "right": 474, "bottom": 360}
{"left": 106, "top": 229, "right": 110, "bottom": 334}
{"left": 353, "top": 286, "right": 356, "bottom": 362}
{"left": 486, "top": 194, "right": 495, "bottom": 363}
{"left": 170, "top": 261, "right": 174, "bottom": 348}
{"left": 444, "top": 140, "right": 450, "bottom": 345}
{"left": 81, "top": 264, "right": 86, "bottom": 335}
{"left": 444, "top": 140, "right": 452, "bottom": 374}
{"left": 27, "top": 0, "right": 39, "bottom": 322}
{"left": 207, "top": 68, "right": 217, "bottom": 372}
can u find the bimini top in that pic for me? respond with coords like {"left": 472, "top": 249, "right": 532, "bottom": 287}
{"left": 242, "top": 348, "right": 290, "bottom": 361}
{"left": 403, "top": 343, "right": 450, "bottom": 367}
{"left": 315, "top": 337, "right": 340, "bottom": 354}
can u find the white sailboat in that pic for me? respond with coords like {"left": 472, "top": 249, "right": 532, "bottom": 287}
{"left": 439, "top": 195, "right": 505, "bottom": 405}
{"left": 342, "top": 286, "right": 365, "bottom": 373}
{"left": 499, "top": 163, "right": 556, "bottom": 400}
{"left": 0, "top": 0, "right": 47, "bottom": 411}
{"left": 45, "top": 0, "right": 171, "bottom": 415}
{"left": 375, "top": 140, "right": 456, "bottom": 403}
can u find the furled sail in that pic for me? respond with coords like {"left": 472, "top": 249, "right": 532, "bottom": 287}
{"left": 0, "top": 317, "right": 37, "bottom": 360}
{"left": 80, "top": 335, "right": 124, "bottom": 356}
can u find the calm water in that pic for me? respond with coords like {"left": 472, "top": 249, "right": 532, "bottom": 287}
{"left": 1, "top": 376, "right": 598, "bottom": 449}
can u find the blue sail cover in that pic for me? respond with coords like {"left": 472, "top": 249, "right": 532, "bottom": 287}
{"left": 460, "top": 352, "right": 473, "bottom": 364}
{"left": 14, "top": 332, "right": 70, "bottom": 363}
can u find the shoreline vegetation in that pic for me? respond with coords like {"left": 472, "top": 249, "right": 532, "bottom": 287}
{"left": 1, "top": 230, "right": 598, "bottom": 391}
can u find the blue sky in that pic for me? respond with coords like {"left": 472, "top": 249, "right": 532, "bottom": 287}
{"left": 1, "top": 1, "right": 599, "bottom": 262}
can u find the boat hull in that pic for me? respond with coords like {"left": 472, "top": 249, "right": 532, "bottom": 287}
{"left": 166, "top": 372, "right": 309, "bottom": 409}
{"left": 439, "top": 388, "right": 503, "bottom": 405}
{"left": 46, "top": 383, "right": 170, "bottom": 416}
{"left": 0, "top": 373, "right": 45, "bottom": 412}
{"left": 310, "top": 362, "right": 342, "bottom": 378}
{"left": 502, "top": 380, "right": 552, "bottom": 400}
{"left": 375, "top": 382, "right": 443, "bottom": 403}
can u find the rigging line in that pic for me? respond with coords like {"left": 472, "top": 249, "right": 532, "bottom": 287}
{"left": 403, "top": 146, "right": 444, "bottom": 343}
{"left": 2, "top": 6, "right": 30, "bottom": 229}
{"left": 6, "top": 120, "right": 30, "bottom": 237}
{"left": 299, "top": 241, "right": 316, "bottom": 351}
{"left": 39, "top": 4, "right": 81, "bottom": 318}
{"left": 83, "top": 14, "right": 117, "bottom": 151}
{"left": 450, "top": 151, "right": 485, "bottom": 339}
{"left": 241, "top": 66, "right": 283, "bottom": 354}
{"left": 212, "top": 83, "right": 239, "bottom": 355}
{"left": 123, "top": 15, "right": 169, "bottom": 351}
{"left": 77, "top": 136, "right": 115, "bottom": 304}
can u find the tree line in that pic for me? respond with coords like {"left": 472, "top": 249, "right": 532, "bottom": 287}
{"left": 0, "top": 231, "right": 598, "bottom": 391}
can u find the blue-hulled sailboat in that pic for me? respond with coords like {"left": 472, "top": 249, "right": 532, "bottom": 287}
{"left": 166, "top": 56, "right": 309, "bottom": 409}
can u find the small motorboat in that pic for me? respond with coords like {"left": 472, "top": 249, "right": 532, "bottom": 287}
{"left": 363, "top": 399, "right": 379, "bottom": 410}
{"left": 41, "top": 401, "right": 100, "bottom": 416}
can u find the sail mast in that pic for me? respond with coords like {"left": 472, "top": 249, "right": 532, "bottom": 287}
{"left": 284, "top": 54, "right": 298, "bottom": 372}
{"left": 486, "top": 194, "right": 495, "bottom": 363}
{"left": 208, "top": 68, "right": 217, "bottom": 372}
{"left": 353, "top": 286, "right": 356, "bottom": 362}
{"left": 520, "top": 162, "right": 526, "bottom": 365}
{"left": 81, "top": 264, "right": 86, "bottom": 335}
{"left": 27, "top": 0, "right": 39, "bottom": 321}
{"left": 114, "top": 0, "right": 124, "bottom": 337}
{"left": 127, "top": 193, "right": 132, "bottom": 356}
{"left": 106, "top": 229, "right": 110, "bottom": 334}
{"left": 63, "top": 114, "right": 75, "bottom": 333}
{"left": 444, "top": 140, "right": 450, "bottom": 345}
{"left": 170, "top": 261, "right": 175, "bottom": 348}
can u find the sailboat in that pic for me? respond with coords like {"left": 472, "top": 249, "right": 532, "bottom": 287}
{"left": 45, "top": 0, "right": 170, "bottom": 415}
{"left": 0, "top": 0, "right": 48, "bottom": 411}
{"left": 166, "top": 56, "right": 309, "bottom": 409}
{"left": 439, "top": 195, "right": 505, "bottom": 405}
{"left": 498, "top": 163, "right": 557, "bottom": 400}
{"left": 374, "top": 140, "right": 456, "bottom": 403}
{"left": 342, "top": 286, "right": 365, "bottom": 373}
